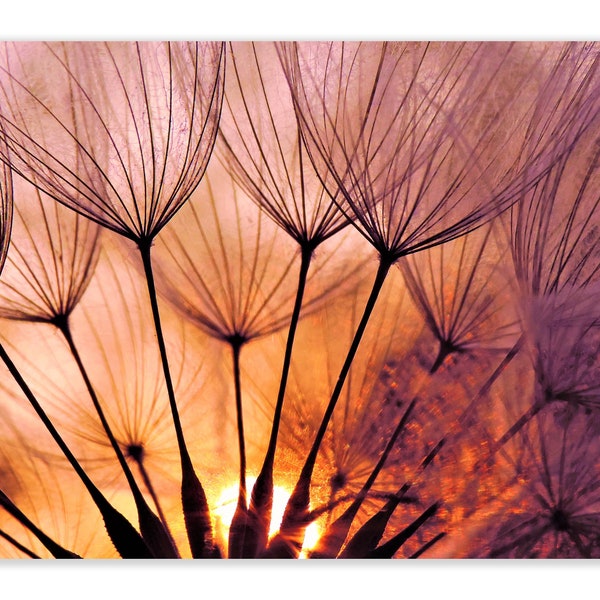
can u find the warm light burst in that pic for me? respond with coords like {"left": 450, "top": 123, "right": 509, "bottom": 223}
{"left": 213, "top": 478, "right": 321, "bottom": 556}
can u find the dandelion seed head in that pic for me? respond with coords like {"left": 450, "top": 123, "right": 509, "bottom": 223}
{"left": 0, "top": 42, "right": 225, "bottom": 242}
{"left": 0, "top": 173, "right": 100, "bottom": 322}
{"left": 0, "top": 41, "right": 599, "bottom": 560}
{"left": 219, "top": 43, "right": 352, "bottom": 248}
{"left": 279, "top": 42, "right": 597, "bottom": 263}
{"left": 476, "top": 410, "right": 600, "bottom": 558}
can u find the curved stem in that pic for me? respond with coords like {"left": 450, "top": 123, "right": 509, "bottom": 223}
{"left": 273, "top": 256, "right": 392, "bottom": 557}
{"left": 245, "top": 244, "right": 313, "bottom": 556}
{"left": 130, "top": 452, "right": 171, "bottom": 533}
{"left": 0, "top": 529, "right": 41, "bottom": 559}
{"left": 138, "top": 239, "right": 213, "bottom": 557}
{"left": 227, "top": 338, "right": 250, "bottom": 558}
{"left": 55, "top": 315, "right": 179, "bottom": 557}
{"left": 0, "top": 489, "right": 80, "bottom": 558}
{"left": 230, "top": 340, "right": 247, "bottom": 500}
{"left": 0, "top": 342, "right": 152, "bottom": 558}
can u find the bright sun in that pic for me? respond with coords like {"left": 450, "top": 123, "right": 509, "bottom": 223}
{"left": 214, "top": 477, "right": 321, "bottom": 557}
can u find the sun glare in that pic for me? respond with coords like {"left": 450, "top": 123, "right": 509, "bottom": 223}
{"left": 213, "top": 477, "right": 321, "bottom": 556}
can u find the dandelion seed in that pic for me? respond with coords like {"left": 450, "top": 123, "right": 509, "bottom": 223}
{"left": 154, "top": 165, "right": 303, "bottom": 347}
{"left": 0, "top": 42, "right": 225, "bottom": 242}
{"left": 0, "top": 42, "right": 227, "bottom": 557}
{"left": 218, "top": 41, "right": 364, "bottom": 555}
{"left": 279, "top": 43, "right": 598, "bottom": 260}
{"left": 479, "top": 409, "right": 600, "bottom": 558}
{"left": 268, "top": 41, "right": 582, "bottom": 555}
{"left": 220, "top": 42, "right": 350, "bottom": 247}
{"left": 399, "top": 223, "right": 520, "bottom": 373}
{"left": 0, "top": 173, "right": 100, "bottom": 322}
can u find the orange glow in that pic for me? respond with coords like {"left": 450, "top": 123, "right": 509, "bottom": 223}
{"left": 0, "top": 41, "right": 599, "bottom": 560}
{"left": 213, "top": 477, "right": 321, "bottom": 557}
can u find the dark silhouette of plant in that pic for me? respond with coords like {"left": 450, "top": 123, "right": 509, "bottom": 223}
{"left": 0, "top": 177, "right": 180, "bottom": 555}
{"left": 0, "top": 173, "right": 100, "bottom": 323}
{"left": 0, "top": 41, "right": 226, "bottom": 557}
{"left": 217, "top": 42, "right": 360, "bottom": 556}
{"left": 151, "top": 158, "right": 364, "bottom": 555}
{"left": 262, "top": 41, "right": 599, "bottom": 557}
{"left": 0, "top": 41, "right": 598, "bottom": 561}
{"left": 477, "top": 408, "right": 600, "bottom": 558}
{"left": 399, "top": 222, "right": 519, "bottom": 373}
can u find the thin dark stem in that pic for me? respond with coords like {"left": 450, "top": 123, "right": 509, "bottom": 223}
{"left": 55, "top": 315, "right": 179, "bottom": 558}
{"left": 0, "top": 529, "right": 41, "bottom": 559}
{"left": 304, "top": 258, "right": 392, "bottom": 487}
{"left": 130, "top": 453, "right": 171, "bottom": 533}
{"left": 309, "top": 398, "right": 417, "bottom": 558}
{"left": 272, "top": 255, "right": 392, "bottom": 557}
{"left": 226, "top": 337, "right": 250, "bottom": 559}
{"left": 138, "top": 241, "right": 188, "bottom": 458}
{"left": 246, "top": 244, "right": 313, "bottom": 556}
{"left": 366, "top": 502, "right": 439, "bottom": 559}
{"left": 138, "top": 239, "right": 214, "bottom": 558}
{"left": 263, "top": 244, "right": 313, "bottom": 467}
{"left": 231, "top": 340, "right": 247, "bottom": 499}
{"left": 0, "top": 489, "right": 80, "bottom": 558}
{"left": 484, "top": 402, "right": 544, "bottom": 465}
{"left": 0, "top": 342, "right": 152, "bottom": 558}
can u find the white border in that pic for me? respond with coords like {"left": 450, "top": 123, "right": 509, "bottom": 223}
{"left": 0, "top": 6, "right": 596, "bottom": 600}
{"left": 1, "top": 0, "right": 597, "bottom": 40}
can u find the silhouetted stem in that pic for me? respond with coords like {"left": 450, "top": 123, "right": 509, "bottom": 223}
{"left": 245, "top": 244, "right": 313, "bottom": 557}
{"left": 231, "top": 341, "right": 247, "bottom": 500}
{"left": 410, "top": 532, "right": 446, "bottom": 558}
{"left": 0, "top": 343, "right": 152, "bottom": 558}
{"left": 131, "top": 453, "right": 171, "bottom": 536}
{"left": 273, "top": 256, "right": 392, "bottom": 557}
{"left": 485, "top": 401, "right": 544, "bottom": 463}
{"left": 227, "top": 339, "right": 250, "bottom": 558}
{"left": 0, "top": 529, "right": 41, "bottom": 558}
{"left": 366, "top": 502, "right": 439, "bottom": 558}
{"left": 339, "top": 480, "right": 417, "bottom": 558}
{"left": 0, "top": 490, "right": 80, "bottom": 558}
{"left": 310, "top": 398, "right": 417, "bottom": 558}
{"left": 138, "top": 240, "right": 213, "bottom": 557}
{"left": 55, "top": 315, "right": 179, "bottom": 558}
